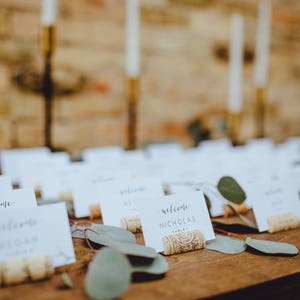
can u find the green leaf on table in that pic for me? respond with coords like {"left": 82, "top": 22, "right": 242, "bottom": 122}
{"left": 131, "top": 254, "right": 169, "bottom": 275}
{"left": 206, "top": 235, "right": 246, "bottom": 254}
{"left": 85, "top": 230, "right": 117, "bottom": 248}
{"left": 226, "top": 204, "right": 257, "bottom": 229}
{"left": 71, "top": 224, "right": 136, "bottom": 244}
{"left": 245, "top": 237, "right": 299, "bottom": 255}
{"left": 86, "top": 230, "right": 157, "bottom": 258}
{"left": 91, "top": 224, "right": 136, "bottom": 244}
{"left": 85, "top": 247, "right": 131, "bottom": 300}
{"left": 217, "top": 176, "right": 246, "bottom": 204}
{"left": 111, "top": 242, "right": 157, "bottom": 259}
{"left": 61, "top": 272, "right": 73, "bottom": 289}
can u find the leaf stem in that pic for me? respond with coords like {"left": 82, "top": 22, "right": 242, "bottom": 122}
{"left": 214, "top": 227, "right": 247, "bottom": 241}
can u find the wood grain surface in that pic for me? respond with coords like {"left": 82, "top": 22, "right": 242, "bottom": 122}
{"left": 1, "top": 211, "right": 300, "bottom": 300}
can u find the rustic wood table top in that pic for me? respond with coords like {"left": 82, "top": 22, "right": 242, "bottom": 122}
{"left": 2, "top": 212, "right": 300, "bottom": 300}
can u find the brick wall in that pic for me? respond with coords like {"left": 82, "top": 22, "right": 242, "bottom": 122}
{"left": 0, "top": 0, "right": 299, "bottom": 153}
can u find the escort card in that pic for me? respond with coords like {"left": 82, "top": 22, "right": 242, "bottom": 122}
{"left": 39, "top": 162, "right": 90, "bottom": 199}
{"left": 0, "top": 175, "right": 12, "bottom": 191}
{"left": 0, "top": 147, "right": 50, "bottom": 183}
{"left": 99, "top": 178, "right": 164, "bottom": 227}
{"left": 18, "top": 152, "right": 70, "bottom": 189}
{"left": 0, "top": 188, "right": 37, "bottom": 210}
{"left": 0, "top": 202, "right": 75, "bottom": 267}
{"left": 146, "top": 143, "right": 183, "bottom": 160}
{"left": 81, "top": 146, "right": 124, "bottom": 164}
{"left": 251, "top": 179, "right": 300, "bottom": 232}
{"left": 72, "top": 179, "right": 102, "bottom": 218}
{"left": 137, "top": 191, "right": 215, "bottom": 252}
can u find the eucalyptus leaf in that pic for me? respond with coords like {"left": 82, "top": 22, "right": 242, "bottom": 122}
{"left": 85, "top": 248, "right": 131, "bottom": 300}
{"left": 226, "top": 204, "right": 257, "bottom": 229}
{"left": 131, "top": 254, "right": 169, "bottom": 275}
{"left": 91, "top": 224, "right": 136, "bottom": 244}
{"left": 245, "top": 237, "right": 299, "bottom": 255}
{"left": 206, "top": 235, "right": 246, "bottom": 254}
{"left": 71, "top": 228, "right": 86, "bottom": 239}
{"left": 113, "top": 242, "right": 157, "bottom": 259}
{"left": 61, "top": 272, "right": 73, "bottom": 289}
{"left": 217, "top": 176, "right": 246, "bottom": 205}
{"left": 85, "top": 230, "right": 117, "bottom": 248}
{"left": 86, "top": 230, "right": 157, "bottom": 259}
{"left": 71, "top": 224, "right": 136, "bottom": 244}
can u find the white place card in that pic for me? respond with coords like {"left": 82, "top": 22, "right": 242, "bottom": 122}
{"left": 197, "top": 139, "right": 232, "bottom": 153}
{"left": 0, "top": 175, "right": 12, "bottom": 191}
{"left": 72, "top": 179, "right": 102, "bottom": 218}
{"left": 99, "top": 178, "right": 164, "bottom": 227}
{"left": 251, "top": 179, "right": 300, "bottom": 232}
{"left": 137, "top": 191, "right": 215, "bottom": 252}
{"left": 81, "top": 146, "right": 124, "bottom": 164}
{"left": 0, "top": 147, "right": 50, "bottom": 183}
{"left": 39, "top": 162, "right": 90, "bottom": 199}
{"left": 0, "top": 188, "right": 37, "bottom": 210}
{"left": 145, "top": 142, "right": 183, "bottom": 160}
{"left": 18, "top": 152, "right": 70, "bottom": 189}
{"left": 0, "top": 202, "right": 75, "bottom": 267}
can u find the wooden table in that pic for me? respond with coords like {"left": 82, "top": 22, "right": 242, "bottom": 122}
{"left": 2, "top": 212, "right": 300, "bottom": 300}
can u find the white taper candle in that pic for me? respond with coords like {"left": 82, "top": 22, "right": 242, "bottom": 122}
{"left": 254, "top": 0, "right": 271, "bottom": 88}
{"left": 228, "top": 14, "right": 244, "bottom": 113}
{"left": 125, "top": 0, "right": 140, "bottom": 78}
{"left": 41, "top": 0, "right": 57, "bottom": 26}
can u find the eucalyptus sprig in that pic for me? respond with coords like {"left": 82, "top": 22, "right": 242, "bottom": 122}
{"left": 166, "top": 175, "right": 247, "bottom": 212}
{"left": 209, "top": 229, "right": 299, "bottom": 256}
{"left": 71, "top": 221, "right": 169, "bottom": 300}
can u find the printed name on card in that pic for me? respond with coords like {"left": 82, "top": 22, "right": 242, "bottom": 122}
{"left": 0, "top": 202, "right": 75, "bottom": 267}
{"left": 137, "top": 191, "right": 215, "bottom": 253}
{"left": 99, "top": 178, "right": 165, "bottom": 231}
{"left": 0, "top": 188, "right": 37, "bottom": 210}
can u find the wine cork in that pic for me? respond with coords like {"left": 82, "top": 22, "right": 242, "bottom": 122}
{"left": 162, "top": 183, "right": 170, "bottom": 195}
{"left": 0, "top": 256, "right": 54, "bottom": 287}
{"left": 223, "top": 202, "right": 249, "bottom": 218}
{"left": 58, "top": 191, "right": 73, "bottom": 204}
{"left": 162, "top": 230, "right": 206, "bottom": 256}
{"left": 267, "top": 213, "right": 300, "bottom": 233}
{"left": 2, "top": 259, "right": 28, "bottom": 286}
{"left": 89, "top": 204, "right": 101, "bottom": 220}
{"left": 120, "top": 215, "right": 142, "bottom": 233}
{"left": 26, "top": 256, "right": 54, "bottom": 281}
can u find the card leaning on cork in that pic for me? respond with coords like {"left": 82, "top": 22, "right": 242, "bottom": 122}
{"left": 98, "top": 177, "right": 165, "bottom": 228}
{"left": 137, "top": 191, "right": 215, "bottom": 253}
{"left": 250, "top": 179, "right": 300, "bottom": 232}
{"left": 0, "top": 202, "right": 75, "bottom": 267}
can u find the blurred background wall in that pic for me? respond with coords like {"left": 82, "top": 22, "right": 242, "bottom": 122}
{"left": 0, "top": 0, "right": 299, "bottom": 152}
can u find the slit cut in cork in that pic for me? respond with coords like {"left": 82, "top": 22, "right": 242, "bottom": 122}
{"left": 89, "top": 204, "right": 101, "bottom": 220}
{"left": 162, "top": 229, "right": 206, "bottom": 256}
{"left": 267, "top": 213, "right": 300, "bottom": 233}
{"left": 120, "top": 215, "right": 142, "bottom": 233}
{"left": 0, "top": 256, "right": 54, "bottom": 287}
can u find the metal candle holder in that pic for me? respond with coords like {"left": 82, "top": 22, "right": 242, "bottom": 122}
{"left": 41, "top": 25, "right": 55, "bottom": 150}
{"left": 127, "top": 77, "right": 138, "bottom": 150}
{"left": 255, "top": 87, "right": 265, "bottom": 138}
{"left": 228, "top": 112, "right": 240, "bottom": 145}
